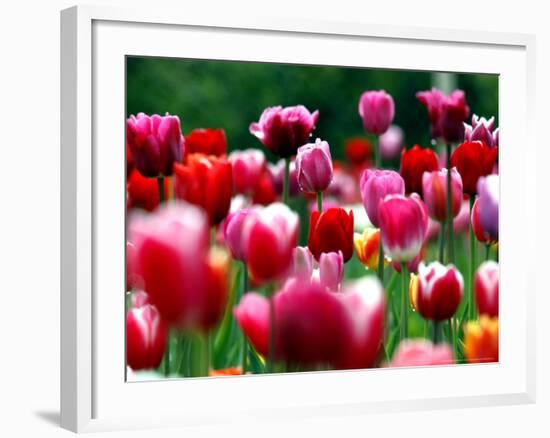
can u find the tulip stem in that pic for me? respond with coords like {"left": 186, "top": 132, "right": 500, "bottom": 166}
{"left": 450, "top": 318, "right": 457, "bottom": 358}
{"left": 241, "top": 262, "right": 249, "bottom": 374}
{"left": 432, "top": 321, "right": 441, "bottom": 344}
{"left": 400, "top": 263, "right": 409, "bottom": 341}
{"left": 283, "top": 157, "right": 290, "bottom": 205}
{"left": 316, "top": 191, "right": 323, "bottom": 213}
{"left": 377, "top": 240, "right": 384, "bottom": 283}
{"left": 445, "top": 143, "right": 454, "bottom": 264}
{"left": 469, "top": 197, "right": 477, "bottom": 321}
{"left": 157, "top": 175, "right": 165, "bottom": 205}
{"left": 373, "top": 135, "right": 381, "bottom": 168}
{"left": 164, "top": 331, "right": 170, "bottom": 377}
{"left": 267, "top": 298, "right": 276, "bottom": 373}
{"left": 485, "top": 244, "right": 491, "bottom": 261}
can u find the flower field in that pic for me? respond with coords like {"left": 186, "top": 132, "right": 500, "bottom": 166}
{"left": 125, "top": 59, "right": 499, "bottom": 380}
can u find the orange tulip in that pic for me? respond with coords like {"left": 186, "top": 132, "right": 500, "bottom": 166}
{"left": 464, "top": 315, "right": 498, "bottom": 363}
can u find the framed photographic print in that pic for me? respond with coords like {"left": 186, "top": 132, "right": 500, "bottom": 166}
{"left": 61, "top": 4, "right": 536, "bottom": 433}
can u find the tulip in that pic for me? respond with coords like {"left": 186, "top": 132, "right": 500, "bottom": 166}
{"left": 359, "top": 169, "right": 405, "bottom": 227}
{"left": 344, "top": 137, "right": 372, "bottom": 166}
{"left": 233, "top": 292, "right": 271, "bottom": 358}
{"left": 291, "top": 246, "right": 314, "bottom": 281}
{"left": 392, "top": 249, "right": 423, "bottom": 275}
{"left": 378, "top": 194, "right": 428, "bottom": 263}
{"left": 415, "top": 262, "right": 464, "bottom": 321}
{"left": 471, "top": 198, "right": 497, "bottom": 245}
{"left": 126, "top": 169, "right": 169, "bottom": 212}
{"left": 249, "top": 105, "right": 319, "bottom": 158}
{"left": 126, "top": 112, "right": 183, "bottom": 178}
{"left": 476, "top": 175, "right": 499, "bottom": 242}
{"left": 296, "top": 138, "right": 334, "bottom": 194}
{"left": 453, "top": 198, "right": 471, "bottom": 233}
{"left": 464, "top": 315, "right": 499, "bottom": 363}
{"left": 416, "top": 88, "right": 470, "bottom": 143}
{"left": 308, "top": 207, "right": 354, "bottom": 262}
{"left": 379, "top": 125, "right": 404, "bottom": 161}
{"left": 354, "top": 228, "right": 384, "bottom": 271}
{"left": 399, "top": 145, "right": 439, "bottom": 196}
{"left": 358, "top": 90, "right": 395, "bottom": 136}
{"left": 222, "top": 209, "right": 252, "bottom": 262}
{"left": 319, "top": 251, "right": 344, "bottom": 292}
{"left": 126, "top": 240, "right": 142, "bottom": 291}
{"left": 422, "top": 168, "right": 463, "bottom": 222}
{"left": 185, "top": 128, "right": 227, "bottom": 156}
{"left": 251, "top": 171, "right": 278, "bottom": 206}
{"left": 228, "top": 149, "right": 266, "bottom": 194}
{"left": 268, "top": 159, "right": 299, "bottom": 197}
{"left": 241, "top": 203, "right": 299, "bottom": 283}
{"left": 126, "top": 304, "right": 167, "bottom": 371}
{"left": 200, "top": 247, "right": 230, "bottom": 331}
{"left": 129, "top": 290, "right": 150, "bottom": 308}
{"left": 126, "top": 142, "right": 134, "bottom": 176}
{"left": 173, "top": 153, "right": 233, "bottom": 225}
{"left": 475, "top": 261, "right": 499, "bottom": 317}
{"left": 450, "top": 141, "right": 497, "bottom": 196}
{"left": 389, "top": 340, "right": 454, "bottom": 367}
{"left": 464, "top": 115, "right": 498, "bottom": 148}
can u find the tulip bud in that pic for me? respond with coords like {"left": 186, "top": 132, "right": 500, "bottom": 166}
{"left": 389, "top": 340, "right": 454, "bottom": 367}
{"left": 228, "top": 149, "right": 266, "bottom": 195}
{"left": 450, "top": 141, "right": 497, "bottom": 196}
{"left": 291, "top": 246, "right": 314, "bottom": 281}
{"left": 422, "top": 168, "right": 463, "bottom": 222}
{"left": 476, "top": 175, "right": 499, "bottom": 242}
{"left": 185, "top": 128, "right": 227, "bottom": 156}
{"left": 308, "top": 207, "right": 354, "bottom": 262}
{"left": 464, "top": 315, "right": 499, "bottom": 363}
{"left": 126, "top": 112, "right": 183, "bottom": 177}
{"left": 378, "top": 194, "right": 428, "bottom": 263}
{"left": 475, "top": 261, "right": 499, "bottom": 317}
{"left": 358, "top": 90, "right": 395, "bottom": 135}
{"left": 296, "top": 138, "right": 334, "bottom": 193}
{"left": 399, "top": 145, "right": 439, "bottom": 196}
{"left": 126, "top": 304, "right": 167, "bottom": 371}
{"left": 319, "top": 251, "right": 344, "bottom": 291}
{"left": 360, "top": 169, "right": 405, "bottom": 227}
{"left": 415, "top": 262, "right": 464, "bottom": 321}
{"left": 354, "top": 228, "right": 384, "bottom": 271}
{"left": 249, "top": 105, "right": 319, "bottom": 158}
{"left": 379, "top": 125, "right": 404, "bottom": 160}
{"left": 222, "top": 208, "right": 252, "bottom": 262}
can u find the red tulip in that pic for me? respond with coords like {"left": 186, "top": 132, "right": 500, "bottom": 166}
{"left": 185, "top": 128, "right": 227, "bottom": 156}
{"left": 126, "top": 112, "right": 183, "bottom": 177}
{"left": 173, "top": 153, "right": 233, "bottom": 225}
{"left": 233, "top": 292, "right": 271, "bottom": 357}
{"left": 308, "top": 207, "right": 354, "bottom": 262}
{"left": 389, "top": 340, "right": 454, "bottom": 367}
{"left": 200, "top": 248, "right": 230, "bottom": 331}
{"left": 416, "top": 262, "right": 464, "bottom": 321}
{"left": 344, "top": 137, "right": 372, "bottom": 166}
{"left": 126, "top": 304, "right": 167, "bottom": 371}
{"left": 126, "top": 169, "right": 169, "bottom": 212}
{"left": 241, "top": 203, "right": 299, "bottom": 283}
{"left": 421, "top": 168, "right": 463, "bottom": 222}
{"left": 471, "top": 197, "right": 497, "bottom": 245}
{"left": 126, "top": 142, "right": 134, "bottom": 176}
{"left": 251, "top": 171, "right": 278, "bottom": 205}
{"left": 475, "top": 261, "right": 499, "bottom": 317}
{"left": 229, "top": 149, "right": 266, "bottom": 194}
{"left": 399, "top": 145, "right": 439, "bottom": 196}
{"left": 450, "top": 141, "right": 497, "bottom": 196}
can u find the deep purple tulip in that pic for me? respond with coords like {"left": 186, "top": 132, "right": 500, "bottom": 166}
{"left": 464, "top": 115, "right": 498, "bottom": 148}
{"left": 360, "top": 169, "right": 405, "bottom": 227}
{"left": 476, "top": 174, "right": 499, "bottom": 241}
{"left": 296, "top": 138, "right": 333, "bottom": 193}
{"left": 358, "top": 90, "right": 395, "bottom": 136}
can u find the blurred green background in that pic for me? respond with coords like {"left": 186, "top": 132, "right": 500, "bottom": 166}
{"left": 126, "top": 56, "right": 498, "bottom": 162}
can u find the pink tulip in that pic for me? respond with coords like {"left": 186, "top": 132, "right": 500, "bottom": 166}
{"left": 416, "top": 262, "right": 464, "bottom": 321}
{"left": 389, "top": 340, "right": 454, "bottom": 367}
{"left": 477, "top": 175, "right": 499, "bottom": 242}
{"left": 360, "top": 169, "right": 405, "bottom": 227}
{"left": 228, "top": 149, "right": 266, "bottom": 194}
{"left": 453, "top": 199, "right": 471, "bottom": 233}
{"left": 130, "top": 290, "right": 151, "bottom": 308}
{"left": 249, "top": 105, "right": 319, "bottom": 158}
{"left": 233, "top": 293, "right": 271, "bottom": 357}
{"left": 378, "top": 194, "right": 428, "bottom": 263}
{"left": 222, "top": 208, "right": 253, "bottom": 262}
{"left": 358, "top": 90, "right": 395, "bottom": 135}
{"left": 291, "top": 246, "right": 314, "bottom": 281}
{"left": 471, "top": 197, "right": 497, "bottom": 245}
{"left": 422, "top": 168, "right": 463, "bottom": 222}
{"left": 126, "top": 112, "right": 184, "bottom": 177}
{"left": 296, "top": 138, "right": 334, "bottom": 193}
{"left": 464, "top": 114, "right": 498, "bottom": 148}
{"left": 379, "top": 125, "right": 404, "bottom": 160}
{"left": 241, "top": 203, "right": 299, "bottom": 283}
{"left": 475, "top": 261, "right": 499, "bottom": 317}
{"left": 319, "top": 251, "right": 344, "bottom": 291}
{"left": 126, "top": 304, "right": 167, "bottom": 371}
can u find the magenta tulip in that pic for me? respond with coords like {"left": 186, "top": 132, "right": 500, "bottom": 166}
{"left": 126, "top": 112, "right": 184, "bottom": 177}
{"left": 416, "top": 262, "right": 464, "bottom": 321}
{"left": 233, "top": 293, "right": 271, "bottom": 357}
{"left": 475, "top": 261, "right": 499, "bottom": 317}
{"left": 358, "top": 90, "right": 395, "bottom": 135}
{"left": 228, "top": 149, "right": 266, "bottom": 194}
{"left": 389, "top": 340, "right": 454, "bottom": 367}
{"left": 296, "top": 138, "right": 333, "bottom": 193}
{"left": 476, "top": 175, "right": 499, "bottom": 242}
{"left": 126, "top": 304, "right": 167, "bottom": 371}
{"left": 378, "top": 194, "right": 428, "bottom": 263}
{"left": 249, "top": 105, "right": 319, "bottom": 158}
{"left": 422, "top": 168, "right": 463, "bottom": 222}
{"left": 222, "top": 208, "right": 252, "bottom": 262}
{"left": 319, "top": 251, "right": 344, "bottom": 292}
{"left": 360, "top": 169, "right": 405, "bottom": 227}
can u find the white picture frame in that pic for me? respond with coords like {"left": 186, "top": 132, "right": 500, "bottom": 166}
{"left": 60, "top": 4, "right": 536, "bottom": 433}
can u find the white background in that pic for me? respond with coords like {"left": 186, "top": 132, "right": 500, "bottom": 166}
{"left": 0, "top": 0, "right": 547, "bottom": 437}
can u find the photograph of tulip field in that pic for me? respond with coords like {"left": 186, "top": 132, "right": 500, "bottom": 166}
{"left": 125, "top": 56, "right": 499, "bottom": 381}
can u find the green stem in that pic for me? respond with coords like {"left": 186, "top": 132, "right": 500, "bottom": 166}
{"left": 205, "top": 332, "right": 211, "bottom": 376}
{"left": 164, "top": 331, "right": 170, "bottom": 376}
{"left": 157, "top": 175, "right": 165, "bottom": 205}
{"left": 485, "top": 244, "right": 491, "bottom": 261}
{"left": 316, "top": 191, "right": 323, "bottom": 213}
{"left": 445, "top": 143, "right": 454, "bottom": 264}
{"left": 432, "top": 321, "right": 441, "bottom": 344}
{"left": 400, "top": 263, "right": 409, "bottom": 341}
{"left": 282, "top": 157, "right": 290, "bottom": 205}
{"left": 266, "top": 298, "right": 276, "bottom": 373}
{"left": 450, "top": 318, "right": 457, "bottom": 358}
{"left": 438, "top": 221, "right": 446, "bottom": 263}
{"left": 377, "top": 240, "right": 385, "bottom": 283}
{"left": 469, "top": 197, "right": 477, "bottom": 321}
{"left": 373, "top": 135, "right": 381, "bottom": 168}
{"left": 241, "top": 262, "right": 249, "bottom": 374}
